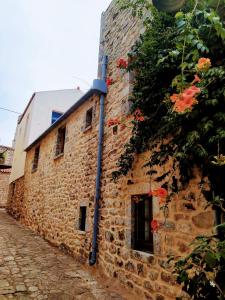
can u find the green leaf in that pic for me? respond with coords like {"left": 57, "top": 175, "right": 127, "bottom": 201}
{"left": 175, "top": 12, "right": 184, "bottom": 19}
{"left": 205, "top": 251, "right": 217, "bottom": 268}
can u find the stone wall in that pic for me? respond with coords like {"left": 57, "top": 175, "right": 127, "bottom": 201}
{"left": 8, "top": 95, "right": 100, "bottom": 261}
{"left": 0, "top": 145, "right": 14, "bottom": 208}
{"left": 96, "top": 2, "right": 214, "bottom": 299}
{"left": 7, "top": 176, "right": 24, "bottom": 219}
{"left": 8, "top": 1, "right": 216, "bottom": 299}
{"left": 0, "top": 170, "right": 11, "bottom": 207}
{"left": 0, "top": 145, "right": 14, "bottom": 166}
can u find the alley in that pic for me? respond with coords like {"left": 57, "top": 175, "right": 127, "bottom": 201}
{"left": 0, "top": 210, "right": 125, "bottom": 300}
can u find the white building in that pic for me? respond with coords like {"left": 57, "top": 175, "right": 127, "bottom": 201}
{"left": 10, "top": 88, "right": 83, "bottom": 182}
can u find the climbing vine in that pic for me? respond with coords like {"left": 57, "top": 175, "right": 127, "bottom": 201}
{"left": 111, "top": 0, "right": 225, "bottom": 298}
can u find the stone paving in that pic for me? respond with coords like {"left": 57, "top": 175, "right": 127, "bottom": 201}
{"left": 0, "top": 210, "right": 125, "bottom": 300}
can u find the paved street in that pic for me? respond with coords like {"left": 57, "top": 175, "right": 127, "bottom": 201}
{"left": 0, "top": 210, "right": 125, "bottom": 300}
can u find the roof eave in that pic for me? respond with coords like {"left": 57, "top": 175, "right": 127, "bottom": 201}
{"left": 25, "top": 79, "right": 107, "bottom": 152}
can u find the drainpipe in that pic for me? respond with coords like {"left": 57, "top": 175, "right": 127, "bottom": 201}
{"left": 89, "top": 55, "right": 108, "bottom": 266}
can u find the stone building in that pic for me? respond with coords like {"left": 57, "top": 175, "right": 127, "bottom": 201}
{"left": 10, "top": 88, "right": 83, "bottom": 185}
{"left": 0, "top": 145, "right": 14, "bottom": 207}
{"left": 8, "top": 1, "right": 215, "bottom": 299}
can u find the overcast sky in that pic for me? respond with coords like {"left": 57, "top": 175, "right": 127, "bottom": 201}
{"left": 0, "top": 0, "right": 112, "bottom": 147}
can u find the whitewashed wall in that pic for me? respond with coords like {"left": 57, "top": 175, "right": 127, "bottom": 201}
{"left": 10, "top": 89, "right": 83, "bottom": 182}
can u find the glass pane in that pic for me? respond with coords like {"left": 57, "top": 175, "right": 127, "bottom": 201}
{"left": 52, "top": 111, "right": 63, "bottom": 124}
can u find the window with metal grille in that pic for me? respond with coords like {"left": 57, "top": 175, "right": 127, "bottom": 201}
{"left": 131, "top": 194, "right": 153, "bottom": 253}
{"left": 32, "top": 146, "right": 40, "bottom": 171}
{"left": 85, "top": 107, "right": 93, "bottom": 128}
{"left": 79, "top": 206, "right": 87, "bottom": 231}
{"left": 55, "top": 126, "right": 66, "bottom": 157}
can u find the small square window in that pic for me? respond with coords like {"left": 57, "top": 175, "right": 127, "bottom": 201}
{"left": 113, "top": 125, "right": 118, "bottom": 135}
{"left": 51, "top": 111, "right": 63, "bottom": 125}
{"left": 32, "top": 146, "right": 40, "bottom": 171}
{"left": 55, "top": 127, "right": 66, "bottom": 157}
{"left": 79, "top": 206, "right": 87, "bottom": 231}
{"left": 85, "top": 107, "right": 93, "bottom": 128}
{"left": 131, "top": 194, "right": 153, "bottom": 253}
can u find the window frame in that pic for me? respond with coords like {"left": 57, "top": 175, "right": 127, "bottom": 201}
{"left": 55, "top": 126, "right": 66, "bottom": 158}
{"left": 85, "top": 107, "right": 93, "bottom": 129}
{"left": 131, "top": 194, "right": 154, "bottom": 254}
{"left": 51, "top": 110, "right": 63, "bottom": 125}
{"left": 79, "top": 206, "right": 87, "bottom": 231}
{"left": 32, "top": 145, "right": 40, "bottom": 172}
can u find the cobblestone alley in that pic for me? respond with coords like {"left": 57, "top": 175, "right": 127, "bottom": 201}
{"left": 0, "top": 210, "right": 126, "bottom": 300}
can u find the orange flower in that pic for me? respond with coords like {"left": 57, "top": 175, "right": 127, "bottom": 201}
{"left": 134, "top": 109, "right": 142, "bottom": 116}
{"left": 151, "top": 219, "right": 160, "bottom": 232}
{"left": 107, "top": 118, "right": 120, "bottom": 127}
{"left": 183, "top": 85, "right": 201, "bottom": 98}
{"left": 135, "top": 116, "right": 145, "bottom": 122}
{"left": 174, "top": 98, "right": 198, "bottom": 113}
{"left": 152, "top": 187, "right": 168, "bottom": 198}
{"left": 134, "top": 109, "right": 145, "bottom": 122}
{"left": 170, "top": 93, "right": 180, "bottom": 103}
{"left": 193, "top": 74, "right": 201, "bottom": 83}
{"left": 197, "top": 58, "right": 211, "bottom": 71}
{"left": 170, "top": 85, "right": 200, "bottom": 113}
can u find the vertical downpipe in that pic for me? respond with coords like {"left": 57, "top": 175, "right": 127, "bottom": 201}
{"left": 89, "top": 55, "right": 108, "bottom": 265}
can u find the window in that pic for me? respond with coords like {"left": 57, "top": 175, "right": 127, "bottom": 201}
{"left": 51, "top": 111, "right": 63, "bottom": 125}
{"left": 131, "top": 194, "right": 153, "bottom": 253}
{"left": 113, "top": 125, "right": 118, "bottom": 135}
{"left": 32, "top": 146, "right": 40, "bottom": 171}
{"left": 85, "top": 107, "right": 93, "bottom": 128}
{"left": 55, "top": 127, "right": 66, "bottom": 157}
{"left": 79, "top": 206, "right": 87, "bottom": 231}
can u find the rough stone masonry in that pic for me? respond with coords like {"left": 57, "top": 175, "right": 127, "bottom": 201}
{"left": 7, "top": 1, "right": 215, "bottom": 299}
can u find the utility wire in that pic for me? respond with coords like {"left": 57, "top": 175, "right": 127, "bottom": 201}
{"left": 0, "top": 78, "right": 91, "bottom": 116}
{"left": 73, "top": 76, "right": 91, "bottom": 88}
{"left": 0, "top": 107, "right": 21, "bottom": 115}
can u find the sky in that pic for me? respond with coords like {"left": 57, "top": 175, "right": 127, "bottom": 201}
{"left": 0, "top": 0, "right": 112, "bottom": 147}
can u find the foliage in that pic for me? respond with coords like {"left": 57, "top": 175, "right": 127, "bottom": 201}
{"left": 0, "top": 152, "right": 5, "bottom": 162}
{"left": 114, "top": 0, "right": 225, "bottom": 298}
{"left": 173, "top": 233, "right": 225, "bottom": 299}
{"left": 114, "top": 0, "right": 225, "bottom": 205}
{"left": 116, "top": 0, "right": 152, "bottom": 17}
